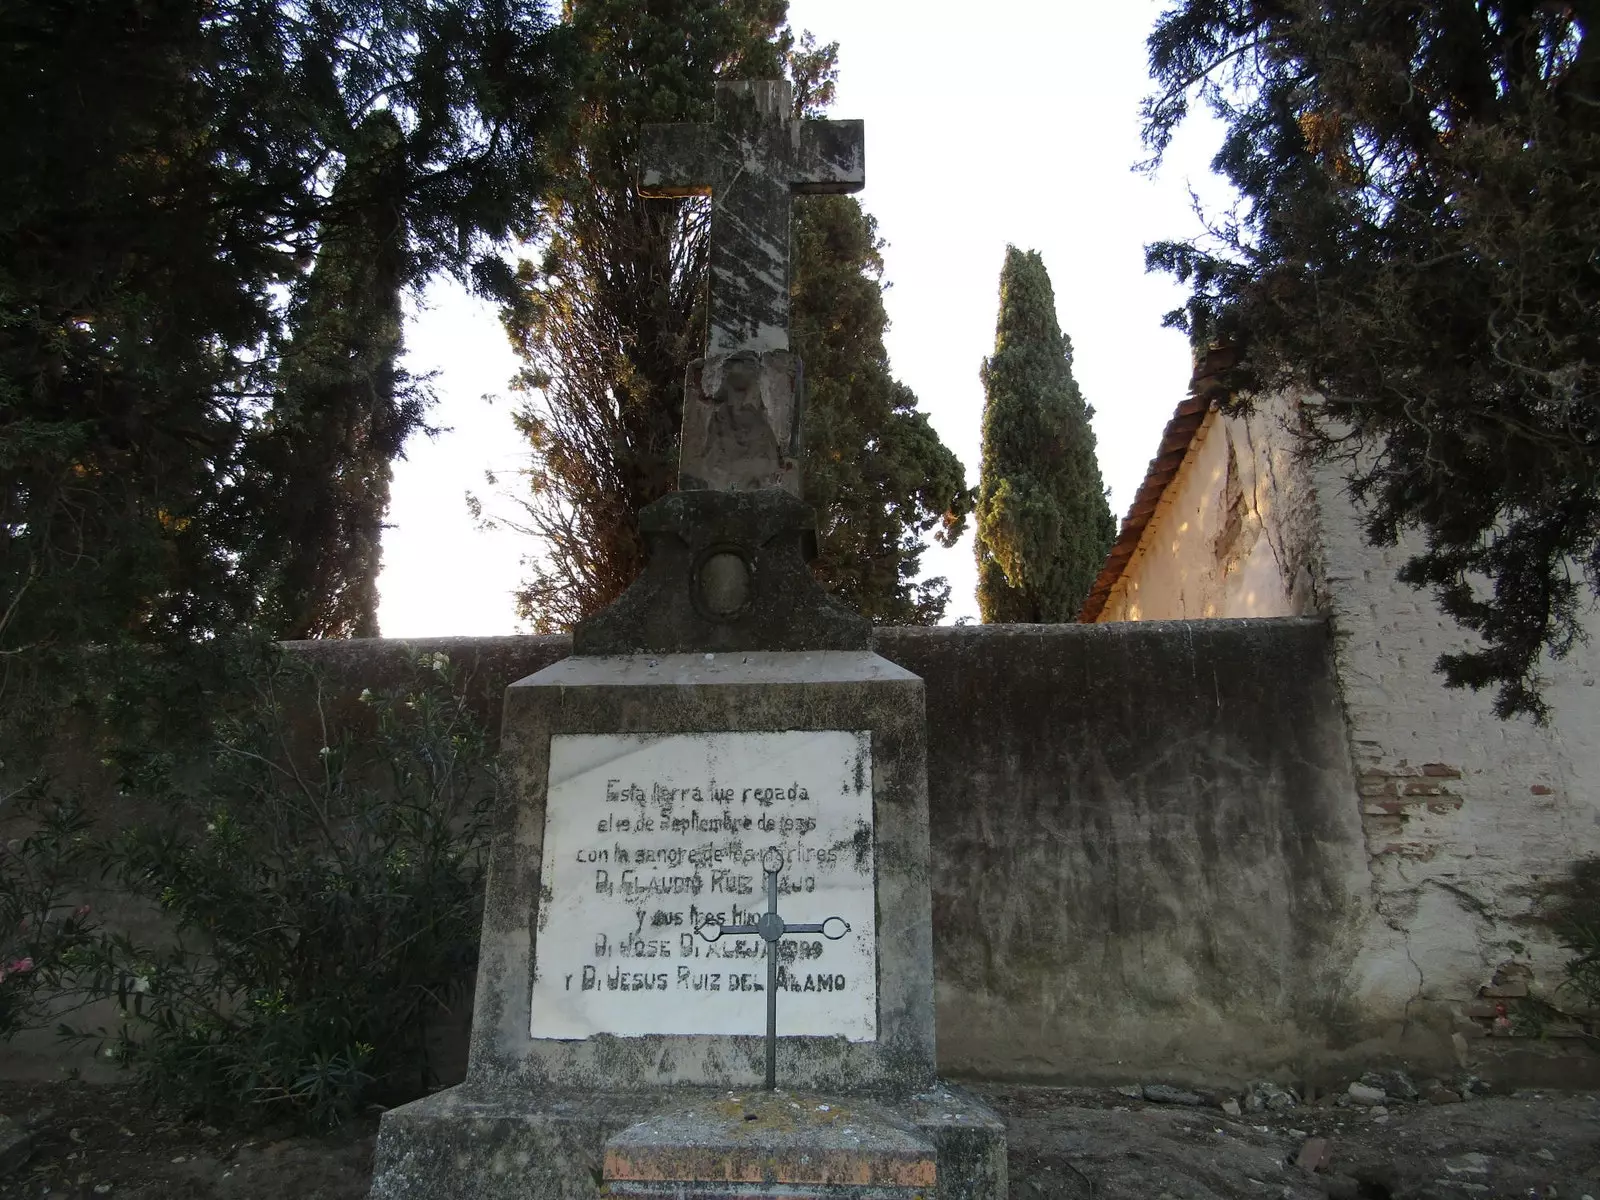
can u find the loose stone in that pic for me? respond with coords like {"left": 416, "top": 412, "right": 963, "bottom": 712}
{"left": 1295, "top": 1136, "right": 1332, "bottom": 1172}
{"left": 1142, "top": 1084, "right": 1204, "bottom": 1106}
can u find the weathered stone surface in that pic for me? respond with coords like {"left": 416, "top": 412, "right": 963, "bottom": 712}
{"left": 368, "top": 1087, "right": 658, "bottom": 1200}
{"left": 1346, "top": 1082, "right": 1387, "bottom": 1106}
{"left": 573, "top": 490, "right": 868, "bottom": 656}
{"left": 1360, "top": 1068, "right": 1418, "bottom": 1101}
{"left": 368, "top": 1085, "right": 1003, "bottom": 1200}
{"left": 901, "top": 1085, "right": 1008, "bottom": 1200}
{"left": 680, "top": 349, "right": 801, "bottom": 496}
{"left": 466, "top": 651, "right": 933, "bottom": 1095}
{"left": 602, "top": 1091, "right": 934, "bottom": 1193}
{"left": 1295, "top": 1136, "right": 1332, "bottom": 1173}
{"left": 889, "top": 620, "right": 1375, "bottom": 1085}
{"left": 1141, "top": 1084, "right": 1203, "bottom": 1106}
{"left": 641, "top": 82, "right": 863, "bottom": 502}
{"left": 640, "top": 81, "right": 863, "bottom": 359}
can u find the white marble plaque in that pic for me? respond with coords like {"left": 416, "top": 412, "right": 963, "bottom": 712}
{"left": 529, "top": 731, "right": 876, "bottom": 1041}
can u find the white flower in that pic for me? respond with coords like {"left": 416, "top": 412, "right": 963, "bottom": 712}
{"left": 431, "top": 652, "right": 449, "bottom": 674}
{"left": 359, "top": 688, "right": 373, "bottom": 703}
{"left": 318, "top": 746, "right": 332, "bottom": 758}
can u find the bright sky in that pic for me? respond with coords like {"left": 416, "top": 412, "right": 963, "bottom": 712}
{"left": 378, "top": 0, "right": 1232, "bottom": 636}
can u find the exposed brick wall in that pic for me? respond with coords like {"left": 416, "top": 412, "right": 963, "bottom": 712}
{"left": 1308, "top": 446, "right": 1600, "bottom": 1052}
{"left": 1096, "top": 386, "right": 1600, "bottom": 1069}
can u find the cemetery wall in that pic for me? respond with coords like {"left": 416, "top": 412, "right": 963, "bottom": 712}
{"left": 1310, "top": 454, "right": 1600, "bottom": 1072}
{"left": 297, "top": 622, "right": 1381, "bottom": 1087}
{"left": 7, "top": 619, "right": 1388, "bottom": 1085}
{"left": 1092, "top": 385, "right": 1600, "bottom": 1080}
{"left": 13, "top": 610, "right": 1598, "bottom": 1086}
{"left": 880, "top": 617, "right": 1374, "bottom": 1084}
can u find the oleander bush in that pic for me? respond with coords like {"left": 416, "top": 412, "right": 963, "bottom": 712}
{"left": 0, "top": 782, "right": 101, "bottom": 1039}
{"left": 70, "top": 645, "right": 496, "bottom": 1130}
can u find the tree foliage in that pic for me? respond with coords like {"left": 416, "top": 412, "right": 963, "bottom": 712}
{"left": 496, "top": 0, "right": 786, "bottom": 630}
{"left": 1143, "top": 1, "right": 1599, "bottom": 719}
{"left": 496, "top": 3, "right": 968, "bottom": 629}
{"left": 246, "top": 113, "right": 424, "bottom": 640}
{"left": 0, "top": 0, "right": 574, "bottom": 714}
{"left": 794, "top": 196, "right": 970, "bottom": 624}
{"left": 974, "top": 248, "right": 1114, "bottom": 623}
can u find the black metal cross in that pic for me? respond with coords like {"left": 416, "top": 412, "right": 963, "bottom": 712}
{"left": 698, "top": 846, "right": 850, "bottom": 1090}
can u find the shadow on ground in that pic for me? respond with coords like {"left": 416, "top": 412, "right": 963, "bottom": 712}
{"left": 2, "top": 1080, "right": 1597, "bottom": 1199}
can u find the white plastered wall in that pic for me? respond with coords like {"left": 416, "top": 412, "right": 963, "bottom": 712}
{"left": 1312, "top": 448, "right": 1600, "bottom": 1039}
{"left": 1099, "top": 395, "right": 1322, "bottom": 622}
{"left": 1099, "top": 389, "right": 1600, "bottom": 1055}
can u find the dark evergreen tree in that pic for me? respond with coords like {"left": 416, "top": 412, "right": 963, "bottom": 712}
{"left": 974, "top": 248, "right": 1114, "bottom": 624}
{"left": 793, "top": 195, "right": 970, "bottom": 625}
{"left": 0, "top": 0, "right": 280, "bottom": 724}
{"left": 498, "top": 9, "right": 969, "bottom": 629}
{"left": 0, "top": 0, "right": 575, "bottom": 698}
{"left": 497, "top": 0, "right": 790, "bottom": 631}
{"left": 248, "top": 114, "right": 423, "bottom": 640}
{"left": 1143, "top": 1, "right": 1598, "bottom": 719}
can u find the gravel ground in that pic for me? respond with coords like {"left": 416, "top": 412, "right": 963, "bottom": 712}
{"left": 1, "top": 1077, "right": 1596, "bottom": 1199}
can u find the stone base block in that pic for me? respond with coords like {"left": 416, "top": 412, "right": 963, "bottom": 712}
{"left": 603, "top": 1091, "right": 934, "bottom": 1198}
{"left": 368, "top": 1083, "right": 1004, "bottom": 1200}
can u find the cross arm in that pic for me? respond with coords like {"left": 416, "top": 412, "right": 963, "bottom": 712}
{"left": 639, "top": 122, "right": 720, "bottom": 197}
{"left": 782, "top": 917, "right": 851, "bottom": 938}
{"left": 698, "top": 918, "right": 758, "bottom": 942}
{"left": 790, "top": 120, "right": 865, "bottom": 195}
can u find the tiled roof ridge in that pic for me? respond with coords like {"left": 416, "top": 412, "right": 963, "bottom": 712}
{"left": 1077, "top": 345, "right": 1236, "bottom": 623}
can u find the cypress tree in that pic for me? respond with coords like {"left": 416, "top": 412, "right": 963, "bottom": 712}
{"left": 499, "top": 11, "right": 970, "bottom": 629}
{"left": 498, "top": 0, "right": 790, "bottom": 631}
{"left": 793, "top": 194, "right": 971, "bottom": 625}
{"left": 0, "top": 0, "right": 575, "bottom": 668}
{"left": 248, "top": 113, "right": 423, "bottom": 640}
{"left": 974, "top": 248, "right": 1114, "bottom": 623}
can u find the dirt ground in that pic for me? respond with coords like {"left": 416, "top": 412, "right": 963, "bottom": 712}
{"left": 1, "top": 1078, "right": 1597, "bottom": 1199}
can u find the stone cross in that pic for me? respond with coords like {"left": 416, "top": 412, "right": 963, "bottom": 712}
{"left": 698, "top": 846, "right": 851, "bottom": 1090}
{"left": 641, "top": 81, "right": 864, "bottom": 496}
{"left": 641, "top": 80, "right": 864, "bottom": 356}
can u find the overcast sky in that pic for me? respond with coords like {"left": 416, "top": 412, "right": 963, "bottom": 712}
{"left": 377, "top": 0, "right": 1232, "bottom": 637}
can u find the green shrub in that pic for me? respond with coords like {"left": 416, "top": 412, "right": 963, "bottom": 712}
{"left": 73, "top": 647, "right": 495, "bottom": 1129}
{"left": 1550, "top": 858, "right": 1600, "bottom": 1015}
{"left": 0, "top": 782, "right": 101, "bottom": 1038}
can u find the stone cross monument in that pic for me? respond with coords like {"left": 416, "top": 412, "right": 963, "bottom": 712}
{"left": 367, "top": 81, "right": 1006, "bottom": 1200}
{"left": 572, "top": 82, "right": 871, "bottom": 656}
{"left": 641, "top": 80, "right": 863, "bottom": 497}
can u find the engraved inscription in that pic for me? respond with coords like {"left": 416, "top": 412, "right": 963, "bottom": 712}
{"left": 529, "top": 731, "right": 876, "bottom": 1040}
